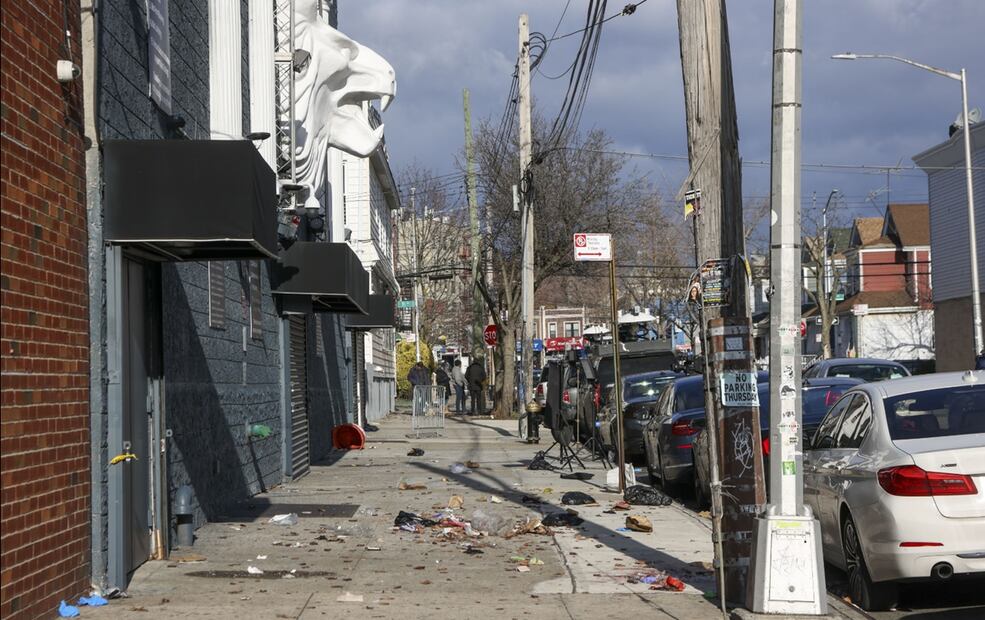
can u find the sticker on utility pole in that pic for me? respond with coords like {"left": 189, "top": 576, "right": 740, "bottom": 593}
{"left": 573, "top": 233, "right": 612, "bottom": 262}
{"left": 719, "top": 372, "right": 760, "bottom": 407}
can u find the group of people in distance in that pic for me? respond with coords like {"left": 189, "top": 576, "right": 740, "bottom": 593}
{"left": 407, "top": 357, "right": 488, "bottom": 415}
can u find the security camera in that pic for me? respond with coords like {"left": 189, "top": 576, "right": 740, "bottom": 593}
{"left": 56, "top": 60, "right": 81, "bottom": 83}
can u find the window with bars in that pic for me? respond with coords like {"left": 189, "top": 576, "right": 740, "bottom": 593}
{"left": 249, "top": 261, "right": 262, "bottom": 339}
{"left": 208, "top": 261, "right": 225, "bottom": 329}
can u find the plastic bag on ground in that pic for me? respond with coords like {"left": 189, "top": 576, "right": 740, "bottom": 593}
{"left": 268, "top": 513, "right": 299, "bottom": 526}
{"left": 542, "top": 512, "right": 584, "bottom": 527}
{"left": 561, "top": 491, "right": 596, "bottom": 505}
{"left": 450, "top": 463, "right": 472, "bottom": 475}
{"left": 394, "top": 511, "right": 438, "bottom": 529}
{"left": 58, "top": 601, "right": 80, "bottom": 618}
{"left": 559, "top": 471, "right": 593, "bottom": 480}
{"left": 606, "top": 465, "right": 637, "bottom": 489}
{"left": 527, "top": 453, "right": 555, "bottom": 471}
{"left": 624, "top": 485, "right": 673, "bottom": 506}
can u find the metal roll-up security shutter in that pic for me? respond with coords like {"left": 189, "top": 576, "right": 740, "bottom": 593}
{"left": 289, "top": 314, "right": 310, "bottom": 480}
{"left": 353, "top": 332, "right": 365, "bottom": 423}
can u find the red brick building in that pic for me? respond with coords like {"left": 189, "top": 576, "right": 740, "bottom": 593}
{"left": 1, "top": 1, "right": 91, "bottom": 617}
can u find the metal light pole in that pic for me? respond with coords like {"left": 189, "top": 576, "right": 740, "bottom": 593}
{"left": 748, "top": 1, "right": 827, "bottom": 613}
{"left": 832, "top": 52, "right": 982, "bottom": 356}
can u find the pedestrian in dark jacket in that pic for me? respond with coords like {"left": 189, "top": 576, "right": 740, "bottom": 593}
{"left": 465, "top": 359, "right": 487, "bottom": 415}
{"left": 435, "top": 363, "right": 452, "bottom": 408}
{"left": 407, "top": 362, "right": 431, "bottom": 391}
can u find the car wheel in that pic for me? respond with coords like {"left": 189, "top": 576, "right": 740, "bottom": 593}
{"left": 842, "top": 515, "right": 897, "bottom": 611}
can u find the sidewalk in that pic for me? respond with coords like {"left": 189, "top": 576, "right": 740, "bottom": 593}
{"left": 111, "top": 410, "right": 840, "bottom": 619}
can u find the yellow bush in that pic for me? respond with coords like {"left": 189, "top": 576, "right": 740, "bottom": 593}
{"left": 396, "top": 339, "right": 434, "bottom": 398}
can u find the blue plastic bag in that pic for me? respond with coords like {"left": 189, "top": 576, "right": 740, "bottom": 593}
{"left": 58, "top": 600, "right": 80, "bottom": 617}
{"left": 79, "top": 595, "right": 109, "bottom": 606}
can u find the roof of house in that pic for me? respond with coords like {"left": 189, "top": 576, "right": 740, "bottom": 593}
{"left": 885, "top": 203, "right": 930, "bottom": 247}
{"left": 835, "top": 290, "right": 919, "bottom": 313}
{"left": 853, "top": 217, "right": 892, "bottom": 248}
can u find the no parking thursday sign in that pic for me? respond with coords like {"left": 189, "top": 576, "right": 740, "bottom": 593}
{"left": 719, "top": 372, "right": 759, "bottom": 407}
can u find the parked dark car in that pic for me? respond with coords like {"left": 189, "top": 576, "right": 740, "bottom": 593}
{"left": 802, "top": 358, "right": 909, "bottom": 382}
{"left": 642, "top": 372, "right": 768, "bottom": 491}
{"left": 577, "top": 341, "right": 676, "bottom": 441}
{"left": 690, "top": 377, "right": 862, "bottom": 507}
{"left": 597, "top": 371, "right": 681, "bottom": 461}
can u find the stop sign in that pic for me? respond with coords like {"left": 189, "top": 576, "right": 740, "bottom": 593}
{"left": 483, "top": 324, "right": 498, "bottom": 347}
{"left": 799, "top": 320, "right": 807, "bottom": 338}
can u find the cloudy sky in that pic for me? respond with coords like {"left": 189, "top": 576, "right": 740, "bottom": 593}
{"left": 339, "top": 0, "right": 984, "bottom": 224}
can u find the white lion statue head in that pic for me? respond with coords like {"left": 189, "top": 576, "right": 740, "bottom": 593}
{"left": 294, "top": 0, "right": 396, "bottom": 200}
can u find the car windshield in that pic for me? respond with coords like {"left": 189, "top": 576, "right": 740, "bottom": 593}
{"left": 597, "top": 354, "right": 675, "bottom": 386}
{"left": 829, "top": 364, "right": 906, "bottom": 382}
{"left": 884, "top": 385, "right": 985, "bottom": 440}
{"left": 624, "top": 376, "right": 675, "bottom": 402}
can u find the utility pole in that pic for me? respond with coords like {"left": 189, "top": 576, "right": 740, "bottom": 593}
{"left": 676, "top": 0, "right": 763, "bottom": 606}
{"left": 463, "top": 89, "right": 485, "bottom": 362}
{"left": 411, "top": 187, "right": 421, "bottom": 363}
{"left": 518, "top": 13, "right": 535, "bottom": 410}
{"left": 748, "top": 1, "right": 826, "bottom": 614}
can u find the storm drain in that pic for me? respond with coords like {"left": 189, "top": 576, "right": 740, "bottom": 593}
{"left": 185, "top": 570, "right": 335, "bottom": 580}
{"left": 214, "top": 503, "right": 359, "bottom": 521}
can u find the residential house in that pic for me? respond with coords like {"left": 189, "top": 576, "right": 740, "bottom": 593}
{"left": 829, "top": 204, "right": 934, "bottom": 366}
{"left": 913, "top": 121, "right": 985, "bottom": 370}
{"left": 800, "top": 228, "right": 851, "bottom": 358}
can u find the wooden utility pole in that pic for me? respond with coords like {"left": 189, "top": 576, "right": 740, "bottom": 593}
{"left": 464, "top": 89, "right": 484, "bottom": 360}
{"left": 518, "top": 13, "right": 535, "bottom": 408}
{"left": 676, "top": 0, "right": 764, "bottom": 606}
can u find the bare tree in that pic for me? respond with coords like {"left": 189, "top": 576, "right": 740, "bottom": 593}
{"left": 473, "top": 117, "right": 645, "bottom": 417}
{"left": 802, "top": 192, "right": 849, "bottom": 359}
{"left": 395, "top": 165, "right": 471, "bottom": 349}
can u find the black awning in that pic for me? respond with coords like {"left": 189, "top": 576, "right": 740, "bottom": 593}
{"left": 345, "top": 295, "right": 396, "bottom": 330}
{"left": 103, "top": 140, "right": 278, "bottom": 260}
{"left": 270, "top": 242, "right": 369, "bottom": 314}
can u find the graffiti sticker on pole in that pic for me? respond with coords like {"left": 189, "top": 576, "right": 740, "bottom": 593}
{"left": 720, "top": 372, "right": 760, "bottom": 407}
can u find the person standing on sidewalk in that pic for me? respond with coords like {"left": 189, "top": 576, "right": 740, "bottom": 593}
{"left": 407, "top": 361, "right": 431, "bottom": 391}
{"left": 435, "top": 363, "right": 452, "bottom": 410}
{"left": 465, "top": 358, "right": 487, "bottom": 415}
{"left": 451, "top": 359, "right": 467, "bottom": 414}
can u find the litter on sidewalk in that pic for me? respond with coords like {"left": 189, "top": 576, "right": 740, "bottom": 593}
{"left": 625, "top": 515, "right": 653, "bottom": 533}
{"left": 336, "top": 592, "right": 364, "bottom": 603}
{"left": 407, "top": 448, "right": 425, "bottom": 456}
{"left": 398, "top": 481, "right": 428, "bottom": 491}
{"left": 624, "top": 485, "right": 673, "bottom": 506}
{"left": 561, "top": 491, "right": 596, "bottom": 505}
{"left": 267, "top": 513, "right": 298, "bottom": 526}
{"left": 541, "top": 512, "right": 584, "bottom": 527}
{"left": 449, "top": 463, "right": 472, "bottom": 474}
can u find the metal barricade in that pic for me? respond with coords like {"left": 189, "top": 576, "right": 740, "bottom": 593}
{"left": 412, "top": 385, "right": 446, "bottom": 437}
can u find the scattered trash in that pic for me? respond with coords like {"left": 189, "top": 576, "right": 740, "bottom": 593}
{"left": 650, "top": 576, "right": 685, "bottom": 591}
{"left": 504, "top": 516, "right": 551, "bottom": 538}
{"left": 394, "top": 511, "right": 438, "bottom": 529}
{"left": 520, "top": 495, "right": 542, "bottom": 504}
{"left": 398, "top": 481, "right": 428, "bottom": 491}
{"left": 489, "top": 495, "right": 503, "bottom": 504}
{"left": 697, "top": 510, "right": 711, "bottom": 519}
{"left": 171, "top": 553, "right": 208, "bottom": 563}
{"left": 529, "top": 558, "right": 544, "bottom": 566}
{"left": 58, "top": 601, "right": 80, "bottom": 617}
{"left": 561, "top": 491, "right": 596, "bottom": 505}
{"left": 255, "top": 555, "right": 267, "bottom": 560}
{"left": 331, "top": 423, "right": 366, "bottom": 450}
{"left": 465, "top": 460, "right": 481, "bottom": 469}
{"left": 510, "top": 555, "right": 527, "bottom": 563}
{"left": 612, "top": 500, "right": 631, "bottom": 511}
{"left": 616, "top": 527, "right": 631, "bottom": 532}
{"left": 247, "top": 566, "right": 264, "bottom": 575}
{"left": 407, "top": 448, "right": 425, "bottom": 456}
{"left": 447, "top": 495, "right": 464, "bottom": 509}
{"left": 449, "top": 463, "right": 472, "bottom": 475}
{"left": 365, "top": 546, "right": 381, "bottom": 551}
{"left": 559, "top": 471, "right": 593, "bottom": 480}
{"left": 527, "top": 453, "right": 555, "bottom": 471}
{"left": 542, "top": 512, "right": 584, "bottom": 527}
{"left": 516, "top": 565, "right": 531, "bottom": 573}
{"left": 463, "top": 546, "right": 484, "bottom": 555}
{"left": 624, "top": 485, "right": 673, "bottom": 507}
{"left": 268, "top": 513, "right": 299, "bottom": 526}
{"left": 541, "top": 487, "right": 554, "bottom": 494}
{"left": 625, "top": 515, "right": 653, "bottom": 533}
{"left": 78, "top": 595, "right": 108, "bottom": 607}
{"left": 606, "top": 464, "right": 637, "bottom": 489}
{"left": 336, "top": 592, "right": 364, "bottom": 603}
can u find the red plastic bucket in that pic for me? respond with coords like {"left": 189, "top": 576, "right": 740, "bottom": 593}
{"left": 332, "top": 424, "right": 366, "bottom": 450}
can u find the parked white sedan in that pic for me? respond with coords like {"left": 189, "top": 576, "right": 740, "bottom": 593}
{"left": 804, "top": 371, "right": 985, "bottom": 611}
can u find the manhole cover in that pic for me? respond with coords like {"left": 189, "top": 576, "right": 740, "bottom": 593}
{"left": 185, "top": 570, "right": 335, "bottom": 580}
{"left": 214, "top": 503, "right": 358, "bottom": 522}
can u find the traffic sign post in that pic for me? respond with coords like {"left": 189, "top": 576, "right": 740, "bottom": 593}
{"left": 572, "top": 233, "right": 612, "bottom": 262}
{"left": 483, "top": 324, "right": 498, "bottom": 347}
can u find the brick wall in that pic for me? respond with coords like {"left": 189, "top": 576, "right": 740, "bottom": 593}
{"left": 0, "top": 1, "right": 91, "bottom": 618}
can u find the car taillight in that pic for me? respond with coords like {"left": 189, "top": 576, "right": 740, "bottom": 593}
{"left": 878, "top": 465, "right": 978, "bottom": 497}
{"left": 824, "top": 390, "right": 842, "bottom": 407}
{"left": 671, "top": 420, "right": 698, "bottom": 436}
{"left": 536, "top": 384, "right": 544, "bottom": 396}
{"left": 562, "top": 390, "right": 570, "bottom": 404}
{"left": 762, "top": 437, "right": 770, "bottom": 456}
{"left": 593, "top": 384, "right": 601, "bottom": 408}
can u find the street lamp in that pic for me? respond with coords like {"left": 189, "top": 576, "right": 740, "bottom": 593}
{"left": 832, "top": 52, "right": 983, "bottom": 357}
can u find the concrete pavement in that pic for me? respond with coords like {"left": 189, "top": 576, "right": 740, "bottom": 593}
{"left": 101, "top": 408, "right": 866, "bottom": 619}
